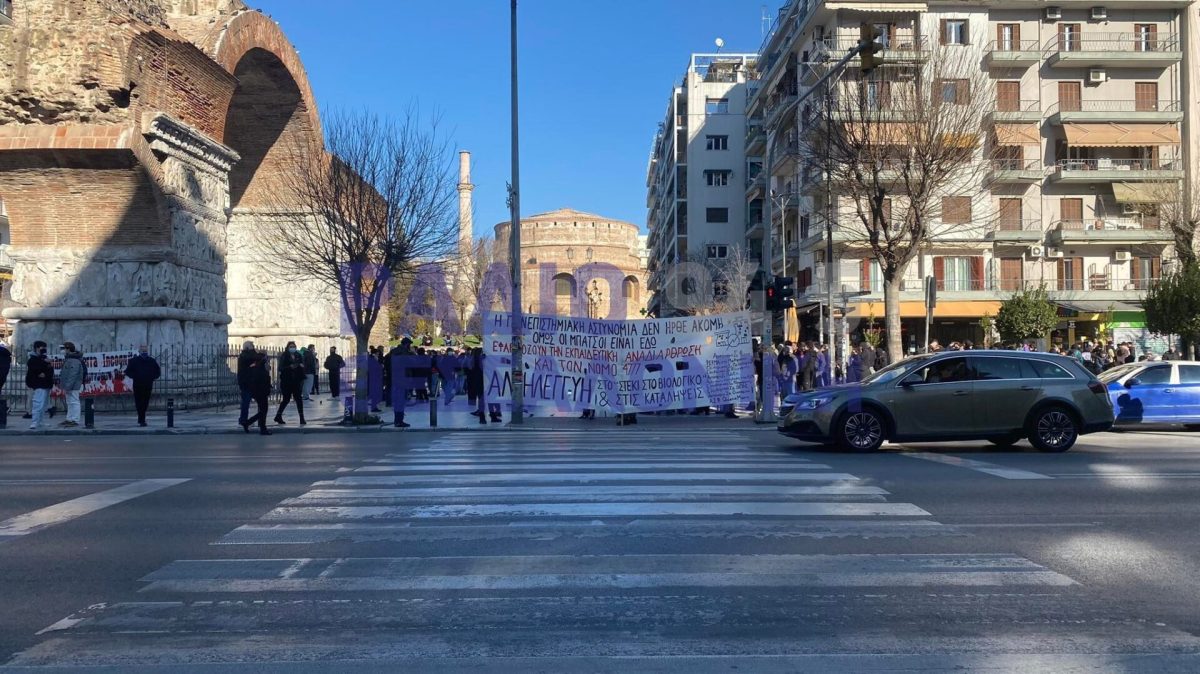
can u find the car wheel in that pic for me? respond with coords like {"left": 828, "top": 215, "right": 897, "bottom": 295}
{"left": 1028, "top": 407, "right": 1079, "bottom": 453}
{"left": 836, "top": 409, "right": 885, "bottom": 452}
{"left": 988, "top": 436, "right": 1020, "bottom": 448}
{"left": 1184, "top": 424, "right": 1200, "bottom": 432}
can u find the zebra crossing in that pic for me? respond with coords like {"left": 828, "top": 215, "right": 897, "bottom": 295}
{"left": 7, "top": 429, "right": 1104, "bottom": 669}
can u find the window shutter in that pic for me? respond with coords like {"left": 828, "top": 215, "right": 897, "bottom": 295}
{"left": 962, "top": 20, "right": 970, "bottom": 44}
{"left": 940, "top": 19, "right": 948, "bottom": 45}
{"left": 956, "top": 79, "right": 970, "bottom": 105}
{"left": 1057, "top": 258, "right": 1067, "bottom": 291}
{"left": 860, "top": 259, "right": 871, "bottom": 291}
{"left": 1058, "top": 23, "right": 1067, "bottom": 51}
{"left": 1151, "top": 257, "right": 1162, "bottom": 281}
{"left": 1148, "top": 23, "right": 1158, "bottom": 50}
{"left": 1012, "top": 23, "right": 1021, "bottom": 45}
{"left": 1130, "top": 258, "right": 1142, "bottom": 285}
{"left": 933, "top": 256, "right": 945, "bottom": 291}
{"left": 970, "top": 256, "right": 984, "bottom": 290}
{"left": 1073, "top": 257, "right": 1085, "bottom": 289}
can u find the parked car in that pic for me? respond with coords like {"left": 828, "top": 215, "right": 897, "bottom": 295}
{"left": 778, "top": 350, "right": 1113, "bottom": 452}
{"left": 1098, "top": 361, "right": 1200, "bottom": 429}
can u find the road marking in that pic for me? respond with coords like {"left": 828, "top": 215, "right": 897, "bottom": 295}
{"left": 0, "top": 479, "right": 190, "bottom": 541}
{"left": 1051, "top": 472, "right": 1200, "bottom": 479}
{"left": 0, "top": 479, "right": 137, "bottom": 485}
{"left": 318, "top": 472, "right": 864, "bottom": 486}
{"left": 901, "top": 452, "right": 1054, "bottom": 480}
{"left": 291, "top": 484, "right": 891, "bottom": 499}
{"left": 138, "top": 554, "right": 1076, "bottom": 593}
{"left": 260, "top": 501, "right": 931, "bottom": 521}
{"left": 353, "top": 462, "right": 831, "bottom": 473}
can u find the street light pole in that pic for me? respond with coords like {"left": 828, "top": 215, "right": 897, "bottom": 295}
{"left": 508, "top": 0, "right": 524, "bottom": 424}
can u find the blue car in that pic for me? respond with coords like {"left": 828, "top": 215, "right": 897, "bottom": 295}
{"left": 1098, "top": 361, "right": 1200, "bottom": 428}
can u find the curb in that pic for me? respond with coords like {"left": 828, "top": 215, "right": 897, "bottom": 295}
{"left": 0, "top": 420, "right": 780, "bottom": 437}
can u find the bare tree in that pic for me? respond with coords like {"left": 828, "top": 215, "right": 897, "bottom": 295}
{"left": 684, "top": 245, "right": 761, "bottom": 316}
{"left": 450, "top": 236, "right": 504, "bottom": 336}
{"left": 1130, "top": 179, "right": 1199, "bottom": 268}
{"left": 257, "top": 109, "right": 458, "bottom": 422}
{"left": 805, "top": 45, "right": 997, "bottom": 360}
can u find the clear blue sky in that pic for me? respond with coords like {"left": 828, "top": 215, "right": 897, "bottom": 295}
{"left": 253, "top": 0, "right": 767, "bottom": 236}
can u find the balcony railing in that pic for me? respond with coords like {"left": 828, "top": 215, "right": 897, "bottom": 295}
{"left": 820, "top": 35, "right": 928, "bottom": 57}
{"left": 991, "top": 158, "right": 1043, "bottom": 172}
{"left": 993, "top": 99, "right": 1041, "bottom": 115}
{"left": 1050, "top": 32, "right": 1180, "bottom": 53}
{"left": 986, "top": 39, "right": 1042, "bottom": 53}
{"left": 996, "top": 218, "right": 1043, "bottom": 232}
{"left": 1056, "top": 158, "right": 1181, "bottom": 173}
{"left": 846, "top": 275, "right": 1163, "bottom": 294}
{"left": 1054, "top": 218, "right": 1161, "bottom": 232}
{"left": 1050, "top": 100, "right": 1182, "bottom": 114}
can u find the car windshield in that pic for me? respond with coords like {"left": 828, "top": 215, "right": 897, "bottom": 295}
{"left": 1097, "top": 363, "right": 1142, "bottom": 383}
{"left": 860, "top": 354, "right": 932, "bottom": 385}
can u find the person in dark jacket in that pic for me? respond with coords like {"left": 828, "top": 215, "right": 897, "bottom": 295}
{"left": 466, "top": 348, "right": 490, "bottom": 424}
{"left": 25, "top": 341, "right": 53, "bottom": 430}
{"left": 124, "top": 345, "right": 161, "bottom": 427}
{"left": 275, "top": 341, "right": 306, "bottom": 425}
{"left": 388, "top": 339, "right": 413, "bottom": 428}
{"left": 302, "top": 344, "right": 318, "bottom": 400}
{"left": 59, "top": 342, "right": 86, "bottom": 427}
{"left": 860, "top": 341, "right": 877, "bottom": 375}
{"left": 0, "top": 341, "right": 11, "bottom": 393}
{"left": 236, "top": 340, "right": 257, "bottom": 428}
{"left": 243, "top": 350, "right": 272, "bottom": 435}
{"left": 324, "top": 347, "right": 345, "bottom": 400}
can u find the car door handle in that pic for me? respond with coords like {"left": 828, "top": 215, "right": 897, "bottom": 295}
{"left": 1020, "top": 385, "right": 1038, "bottom": 391}
{"left": 953, "top": 390, "right": 970, "bottom": 396}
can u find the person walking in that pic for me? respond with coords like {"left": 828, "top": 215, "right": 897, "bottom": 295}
{"left": 236, "top": 341, "right": 257, "bottom": 429}
{"left": 243, "top": 349, "right": 272, "bottom": 435}
{"left": 58, "top": 342, "right": 86, "bottom": 428}
{"left": 124, "top": 345, "right": 161, "bottom": 427}
{"left": 25, "top": 341, "right": 53, "bottom": 430}
{"left": 800, "top": 344, "right": 818, "bottom": 392}
{"left": 274, "top": 341, "right": 306, "bottom": 426}
{"left": 303, "top": 344, "right": 318, "bottom": 399}
{"left": 439, "top": 348, "right": 457, "bottom": 407}
{"left": 0, "top": 340, "right": 11, "bottom": 393}
{"left": 847, "top": 345, "right": 863, "bottom": 383}
{"left": 324, "top": 347, "right": 345, "bottom": 400}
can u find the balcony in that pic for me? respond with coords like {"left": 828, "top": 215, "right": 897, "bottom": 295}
{"left": 990, "top": 219, "right": 1045, "bottom": 243}
{"left": 1047, "top": 33, "right": 1181, "bottom": 68}
{"left": 1052, "top": 157, "right": 1183, "bottom": 183}
{"left": 987, "top": 158, "right": 1045, "bottom": 184}
{"left": 745, "top": 118, "right": 765, "bottom": 153}
{"left": 771, "top": 136, "right": 801, "bottom": 171}
{"left": 764, "top": 91, "right": 799, "bottom": 130}
{"left": 745, "top": 214, "right": 764, "bottom": 237}
{"left": 1048, "top": 218, "right": 1174, "bottom": 245}
{"left": 745, "top": 172, "right": 766, "bottom": 198}
{"left": 989, "top": 100, "right": 1042, "bottom": 124}
{"left": 984, "top": 39, "right": 1043, "bottom": 67}
{"left": 818, "top": 36, "right": 930, "bottom": 65}
{"left": 1047, "top": 100, "right": 1183, "bottom": 125}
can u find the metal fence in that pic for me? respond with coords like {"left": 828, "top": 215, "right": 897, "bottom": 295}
{"left": 1, "top": 344, "right": 355, "bottom": 415}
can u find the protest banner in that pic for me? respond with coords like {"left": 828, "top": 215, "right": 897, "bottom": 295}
{"left": 46, "top": 350, "right": 139, "bottom": 398}
{"left": 483, "top": 311, "right": 754, "bottom": 414}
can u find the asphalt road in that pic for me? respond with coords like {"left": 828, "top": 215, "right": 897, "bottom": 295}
{"left": 1, "top": 427, "right": 1199, "bottom": 672}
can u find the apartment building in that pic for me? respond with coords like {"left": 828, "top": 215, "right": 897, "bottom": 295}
{"left": 646, "top": 53, "right": 760, "bottom": 317}
{"left": 749, "top": 0, "right": 1195, "bottom": 351}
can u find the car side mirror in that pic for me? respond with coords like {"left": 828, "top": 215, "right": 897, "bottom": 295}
{"left": 1124, "top": 378, "right": 1139, "bottom": 389}
{"left": 900, "top": 377, "right": 917, "bottom": 389}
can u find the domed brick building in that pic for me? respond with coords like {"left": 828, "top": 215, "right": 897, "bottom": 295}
{"left": 494, "top": 208, "right": 647, "bottom": 319}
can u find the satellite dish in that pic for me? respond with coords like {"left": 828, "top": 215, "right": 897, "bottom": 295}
{"left": 715, "top": 37, "right": 725, "bottom": 50}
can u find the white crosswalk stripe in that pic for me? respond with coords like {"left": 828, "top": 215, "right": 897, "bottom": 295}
{"left": 10, "top": 430, "right": 1092, "bottom": 669}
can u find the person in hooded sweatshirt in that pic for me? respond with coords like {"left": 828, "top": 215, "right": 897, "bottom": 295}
{"left": 124, "top": 345, "right": 161, "bottom": 427}
{"left": 58, "top": 342, "right": 87, "bottom": 427}
{"left": 26, "top": 341, "right": 54, "bottom": 430}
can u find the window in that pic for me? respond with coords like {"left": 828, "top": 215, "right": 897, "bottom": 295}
{"left": 1136, "top": 366, "right": 1172, "bottom": 385}
{"left": 937, "top": 79, "right": 969, "bottom": 105}
{"left": 1178, "top": 365, "right": 1200, "bottom": 384}
{"left": 1029, "top": 360, "right": 1073, "bottom": 379}
{"left": 705, "top": 98, "right": 729, "bottom": 114}
{"left": 905, "top": 357, "right": 971, "bottom": 384}
{"left": 1057, "top": 256, "right": 1084, "bottom": 291}
{"left": 860, "top": 259, "right": 884, "bottom": 293}
{"left": 872, "top": 23, "right": 894, "bottom": 49}
{"left": 996, "top": 81, "right": 1020, "bottom": 111}
{"left": 622, "top": 276, "right": 639, "bottom": 300}
{"left": 999, "top": 257, "right": 1024, "bottom": 291}
{"left": 553, "top": 273, "right": 575, "bottom": 297}
{"left": 972, "top": 356, "right": 1036, "bottom": 380}
{"left": 942, "top": 196, "right": 971, "bottom": 224}
{"left": 1058, "top": 23, "right": 1080, "bottom": 52}
{"left": 1135, "top": 82, "right": 1159, "bottom": 112}
{"left": 1134, "top": 24, "right": 1158, "bottom": 52}
{"left": 705, "top": 135, "right": 728, "bottom": 151}
{"left": 996, "top": 23, "right": 1020, "bottom": 50}
{"left": 864, "top": 79, "right": 892, "bottom": 107}
{"left": 706, "top": 244, "right": 728, "bottom": 259}
{"left": 1131, "top": 256, "right": 1161, "bottom": 290}
{"left": 938, "top": 256, "right": 974, "bottom": 291}
{"left": 706, "top": 207, "right": 729, "bottom": 223}
{"left": 704, "top": 170, "right": 731, "bottom": 187}
{"left": 1057, "top": 82, "right": 1082, "bottom": 112}
{"left": 942, "top": 19, "right": 969, "bottom": 45}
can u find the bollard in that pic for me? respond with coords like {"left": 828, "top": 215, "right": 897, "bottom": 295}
{"left": 0, "top": 399, "right": 7, "bottom": 429}
{"left": 84, "top": 398, "right": 94, "bottom": 429}
{"left": 343, "top": 395, "right": 353, "bottom": 425}
{"left": 166, "top": 397, "right": 175, "bottom": 428}
{"left": 429, "top": 399, "right": 437, "bottom": 428}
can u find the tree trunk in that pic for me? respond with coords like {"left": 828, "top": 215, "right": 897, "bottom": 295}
{"left": 353, "top": 332, "right": 371, "bottom": 424}
{"left": 885, "top": 273, "right": 904, "bottom": 362}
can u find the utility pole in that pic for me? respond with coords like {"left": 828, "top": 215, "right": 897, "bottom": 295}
{"left": 508, "top": 0, "right": 524, "bottom": 424}
{"left": 759, "top": 136, "right": 776, "bottom": 423}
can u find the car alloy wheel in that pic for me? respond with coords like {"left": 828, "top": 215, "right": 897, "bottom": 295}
{"left": 842, "top": 411, "right": 883, "bottom": 451}
{"left": 1034, "top": 409, "right": 1076, "bottom": 452}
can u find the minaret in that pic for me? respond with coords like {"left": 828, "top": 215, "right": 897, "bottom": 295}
{"left": 457, "top": 151, "right": 474, "bottom": 254}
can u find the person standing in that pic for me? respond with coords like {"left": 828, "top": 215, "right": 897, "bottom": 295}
{"left": 439, "top": 348, "right": 457, "bottom": 406}
{"left": 847, "top": 345, "right": 863, "bottom": 383}
{"left": 243, "top": 350, "right": 272, "bottom": 435}
{"left": 0, "top": 341, "right": 11, "bottom": 393}
{"left": 274, "top": 341, "right": 306, "bottom": 426}
{"left": 302, "top": 344, "right": 318, "bottom": 400}
{"left": 800, "top": 344, "right": 818, "bottom": 392}
{"left": 875, "top": 345, "right": 889, "bottom": 370}
{"left": 25, "top": 341, "right": 53, "bottom": 430}
{"left": 775, "top": 346, "right": 797, "bottom": 401}
{"left": 816, "top": 345, "right": 830, "bottom": 388}
{"left": 59, "top": 342, "right": 86, "bottom": 428}
{"left": 124, "top": 345, "right": 161, "bottom": 427}
{"left": 860, "top": 341, "right": 876, "bottom": 375}
{"left": 387, "top": 338, "right": 415, "bottom": 428}
{"left": 236, "top": 340, "right": 257, "bottom": 429}
{"left": 324, "top": 347, "right": 345, "bottom": 400}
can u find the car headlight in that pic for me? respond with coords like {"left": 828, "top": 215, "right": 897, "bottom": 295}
{"left": 796, "top": 396, "right": 833, "bottom": 410}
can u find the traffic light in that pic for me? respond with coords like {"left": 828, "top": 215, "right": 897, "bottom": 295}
{"left": 765, "top": 279, "right": 779, "bottom": 311}
{"left": 774, "top": 275, "right": 795, "bottom": 311}
{"left": 859, "top": 24, "right": 886, "bottom": 73}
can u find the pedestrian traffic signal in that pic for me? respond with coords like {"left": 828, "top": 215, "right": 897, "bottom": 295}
{"left": 859, "top": 24, "right": 886, "bottom": 73}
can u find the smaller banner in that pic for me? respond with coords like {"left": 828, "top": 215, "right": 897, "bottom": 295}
{"left": 482, "top": 311, "right": 755, "bottom": 414}
{"left": 48, "top": 350, "right": 139, "bottom": 398}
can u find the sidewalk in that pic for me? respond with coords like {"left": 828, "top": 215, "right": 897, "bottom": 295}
{"left": 0, "top": 396, "right": 774, "bottom": 436}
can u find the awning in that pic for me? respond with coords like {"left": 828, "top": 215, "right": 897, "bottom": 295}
{"left": 825, "top": 2, "right": 928, "bottom": 11}
{"left": 995, "top": 124, "right": 1041, "bottom": 145}
{"left": 943, "top": 132, "right": 980, "bottom": 149}
{"left": 1112, "top": 184, "right": 1160, "bottom": 203}
{"left": 1055, "top": 300, "right": 1142, "bottom": 313}
{"left": 1063, "top": 122, "right": 1181, "bottom": 147}
{"left": 842, "top": 122, "right": 916, "bottom": 144}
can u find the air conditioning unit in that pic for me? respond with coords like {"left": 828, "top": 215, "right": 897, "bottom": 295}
{"left": 1113, "top": 250, "right": 1131, "bottom": 261}
{"left": 1045, "top": 6, "right": 1063, "bottom": 20}
{"left": 1091, "top": 6, "right": 1108, "bottom": 20}
{"left": 1028, "top": 244, "right": 1045, "bottom": 258}
{"left": 1088, "top": 68, "right": 1107, "bottom": 84}
{"left": 1046, "top": 248, "right": 1065, "bottom": 258}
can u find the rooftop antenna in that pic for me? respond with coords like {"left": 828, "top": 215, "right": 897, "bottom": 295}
{"left": 761, "top": 5, "right": 771, "bottom": 38}
{"left": 714, "top": 37, "right": 725, "bottom": 53}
